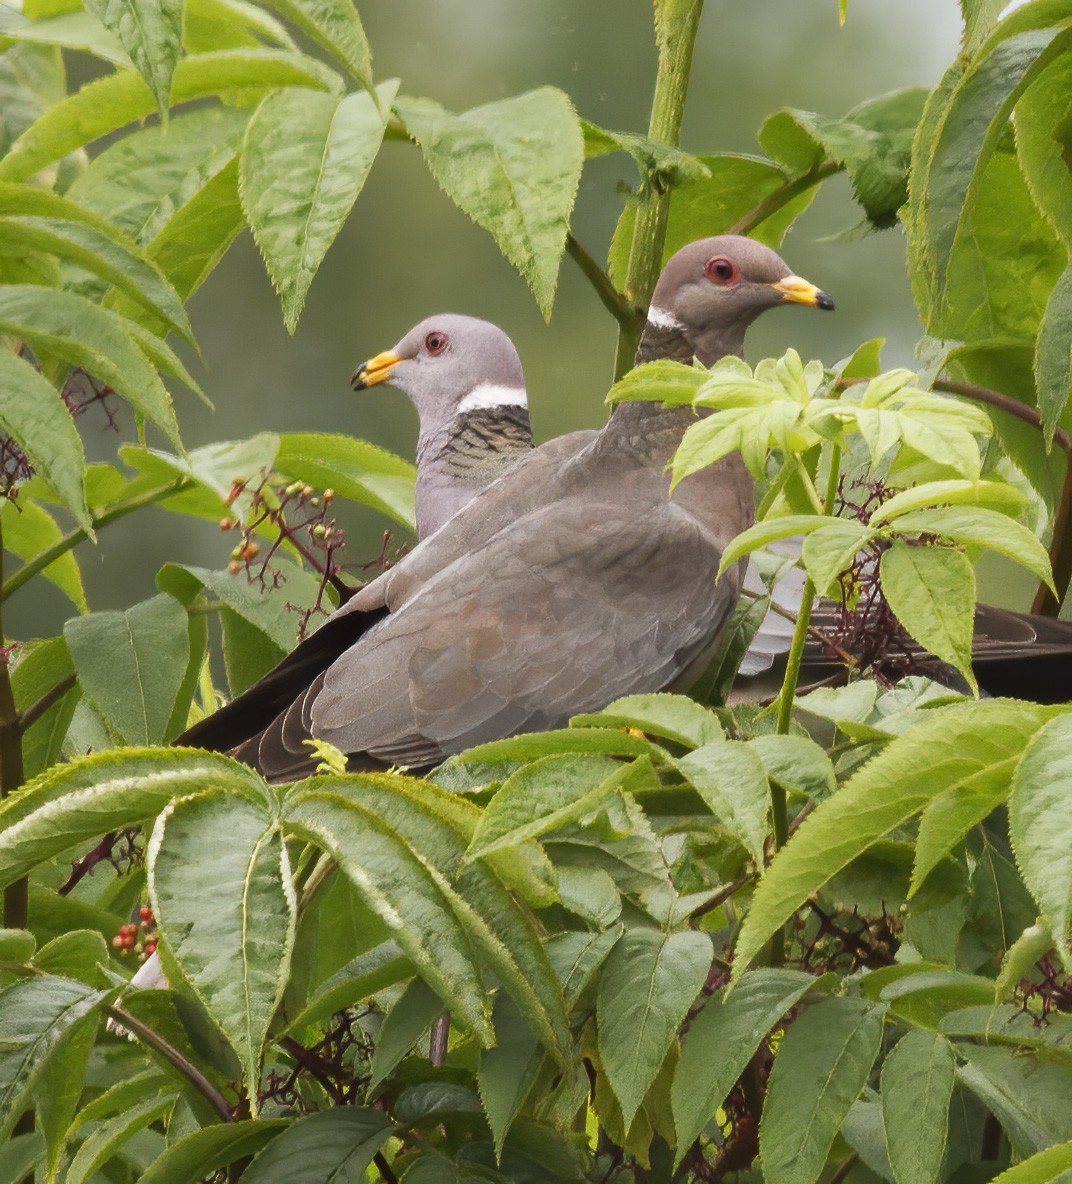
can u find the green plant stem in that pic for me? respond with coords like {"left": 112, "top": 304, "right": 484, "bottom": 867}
{"left": 728, "top": 159, "right": 842, "bottom": 236}
{"left": 1, "top": 478, "right": 193, "bottom": 603}
{"left": 613, "top": 0, "right": 705, "bottom": 378}
{"left": 105, "top": 1004, "right": 233, "bottom": 1122}
{"left": 565, "top": 234, "right": 640, "bottom": 331}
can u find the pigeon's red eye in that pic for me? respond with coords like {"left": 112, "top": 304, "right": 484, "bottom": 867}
{"left": 424, "top": 332, "right": 449, "bottom": 356}
{"left": 704, "top": 256, "right": 739, "bottom": 285}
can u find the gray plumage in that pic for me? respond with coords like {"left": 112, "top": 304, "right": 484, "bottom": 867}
{"left": 352, "top": 314, "right": 534, "bottom": 538}
{"left": 180, "top": 235, "right": 832, "bottom": 777}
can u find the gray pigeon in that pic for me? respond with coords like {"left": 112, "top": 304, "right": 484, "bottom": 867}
{"left": 179, "top": 235, "right": 832, "bottom": 776}
{"left": 353, "top": 314, "right": 535, "bottom": 538}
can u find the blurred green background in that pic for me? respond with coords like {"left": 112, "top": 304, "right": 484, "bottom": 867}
{"left": 11, "top": 0, "right": 969, "bottom": 640}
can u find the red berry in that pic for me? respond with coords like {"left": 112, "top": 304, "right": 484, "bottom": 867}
{"left": 112, "top": 935, "right": 124, "bottom": 948}
{"left": 219, "top": 517, "right": 234, "bottom": 531}
{"left": 122, "top": 932, "right": 137, "bottom": 948}
{"left": 144, "top": 941, "right": 156, "bottom": 956}
{"left": 139, "top": 906, "right": 154, "bottom": 923}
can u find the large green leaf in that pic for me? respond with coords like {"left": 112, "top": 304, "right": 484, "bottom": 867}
{"left": 0, "top": 41, "right": 64, "bottom": 161}
{"left": 1035, "top": 262, "right": 1072, "bottom": 448}
{"left": 0, "top": 284, "right": 182, "bottom": 448}
{"left": 397, "top": 87, "right": 583, "bottom": 319}
{"left": 597, "top": 927, "right": 711, "bottom": 1128}
{"left": 879, "top": 542, "right": 977, "bottom": 691}
{"left": 242, "top": 1108, "right": 395, "bottom": 1182}
{"left": 881, "top": 1030, "right": 956, "bottom": 1184}
{"left": 368, "top": 976, "right": 443, "bottom": 1088}
{"left": 0, "top": 747, "right": 265, "bottom": 887}
{"left": 732, "top": 700, "right": 1049, "bottom": 978}
{"left": 0, "top": 348, "right": 88, "bottom": 529}
{"left": 1009, "top": 714, "right": 1072, "bottom": 954}
{"left": 759, "top": 997, "right": 886, "bottom": 1184}
{"left": 149, "top": 789, "right": 295, "bottom": 1107}
{"left": 275, "top": 432, "right": 416, "bottom": 529}
{"left": 65, "top": 593, "right": 190, "bottom": 745}
{"left": 573, "top": 692, "right": 724, "bottom": 748}
{"left": 35, "top": 1005, "right": 97, "bottom": 1180}
{"left": 957, "top": 1043, "right": 1072, "bottom": 1155}
{"left": 478, "top": 991, "right": 543, "bottom": 1159}
{"left": 677, "top": 741, "right": 770, "bottom": 863}
{"left": 65, "top": 1091, "right": 178, "bottom": 1184}
{"left": 672, "top": 969, "right": 820, "bottom": 1163}
{"left": 241, "top": 81, "right": 398, "bottom": 332}
{"left": 0, "top": 498, "right": 85, "bottom": 611}
{"left": 84, "top": 0, "right": 182, "bottom": 114}
{"left": 259, "top": 0, "right": 371, "bottom": 87}
{"left": 988, "top": 1140, "right": 1072, "bottom": 1184}
{"left": 284, "top": 785, "right": 493, "bottom": 1045}
{"left": 0, "top": 49, "right": 334, "bottom": 183}
{"left": 0, "top": 973, "right": 108, "bottom": 1141}
{"left": 135, "top": 1120, "right": 289, "bottom": 1184}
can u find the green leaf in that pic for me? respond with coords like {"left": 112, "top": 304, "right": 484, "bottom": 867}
{"left": 889, "top": 506, "right": 1054, "bottom": 592}
{"left": 0, "top": 1133, "right": 44, "bottom": 1184}
{"left": 0, "top": 929, "right": 35, "bottom": 961}
{"left": 881, "top": 1031, "right": 955, "bottom": 1184}
{"left": 961, "top": 0, "right": 1007, "bottom": 57}
{"left": 478, "top": 991, "right": 542, "bottom": 1159}
{"left": 84, "top": 0, "right": 182, "bottom": 114}
{"left": 732, "top": 700, "right": 1049, "bottom": 978}
{"left": 0, "top": 746, "right": 265, "bottom": 889}
{"left": 606, "top": 359, "right": 707, "bottom": 408}
{"left": 369, "top": 976, "right": 443, "bottom": 1088}
{"left": 677, "top": 741, "right": 770, "bottom": 863}
{"left": 34, "top": 1003, "right": 97, "bottom": 1179}
{"left": 241, "top": 81, "right": 397, "bottom": 332}
{"left": 1016, "top": 51, "right": 1072, "bottom": 250}
{"left": 0, "top": 499, "right": 85, "bottom": 611}
{"left": 275, "top": 431, "right": 416, "bottom": 529}
{"left": 0, "top": 49, "right": 334, "bottom": 184}
{"left": 1009, "top": 714, "right": 1072, "bottom": 954}
{"left": 879, "top": 542, "right": 977, "bottom": 691}
{"left": 284, "top": 785, "right": 493, "bottom": 1045}
{"left": 573, "top": 692, "right": 724, "bottom": 749}
{"left": 1035, "top": 262, "right": 1072, "bottom": 447}
{"left": 759, "top": 998, "right": 886, "bottom": 1184}
{"left": 802, "top": 519, "right": 875, "bottom": 596}
{"left": 65, "top": 593, "right": 190, "bottom": 745}
{"left": 149, "top": 789, "right": 294, "bottom": 1107}
{"left": 989, "top": 1140, "right": 1072, "bottom": 1184}
{"left": 284, "top": 941, "right": 412, "bottom": 1034}
{"left": 719, "top": 514, "right": 829, "bottom": 576}
{"left": 957, "top": 1043, "right": 1072, "bottom": 1155}
{"left": 0, "top": 349, "right": 87, "bottom": 528}
{"left": 0, "top": 284, "right": 182, "bottom": 448}
{"left": 11, "top": 635, "right": 80, "bottom": 781}
{"left": 751, "top": 734, "right": 836, "bottom": 798}
{"left": 546, "top": 927, "right": 622, "bottom": 1007}
{"left": 0, "top": 8, "right": 125, "bottom": 66}
{"left": 672, "top": 969, "right": 820, "bottom": 1162}
{"left": 443, "top": 727, "right": 653, "bottom": 770}
{"left": 243, "top": 1108, "right": 394, "bottom": 1182}
{"left": 396, "top": 88, "right": 583, "bottom": 319}
{"left": 0, "top": 973, "right": 107, "bottom": 1141}
{"left": 466, "top": 754, "right": 634, "bottom": 861}
{"left": 135, "top": 1119, "right": 289, "bottom": 1184}
{"left": 259, "top": 0, "right": 371, "bottom": 87}
{"left": 66, "top": 1091, "right": 178, "bottom": 1184}
{"left": 597, "top": 928, "right": 711, "bottom": 1128}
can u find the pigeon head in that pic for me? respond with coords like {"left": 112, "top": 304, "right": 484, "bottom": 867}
{"left": 640, "top": 235, "right": 834, "bottom": 366}
{"left": 351, "top": 314, "right": 527, "bottom": 434}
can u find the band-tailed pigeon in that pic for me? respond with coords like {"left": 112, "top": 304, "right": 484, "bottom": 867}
{"left": 179, "top": 235, "right": 832, "bottom": 775}
{"left": 353, "top": 314, "right": 535, "bottom": 538}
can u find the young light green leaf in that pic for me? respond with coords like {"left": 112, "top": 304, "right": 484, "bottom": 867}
{"left": 677, "top": 740, "right": 770, "bottom": 863}
{"left": 572, "top": 692, "right": 724, "bottom": 748}
{"left": 673, "top": 969, "right": 820, "bottom": 1163}
{"left": 259, "top": 0, "right": 372, "bottom": 87}
{"left": 1009, "top": 714, "right": 1072, "bottom": 957}
{"left": 802, "top": 519, "right": 875, "bottom": 596}
{"left": 597, "top": 928, "right": 711, "bottom": 1128}
{"left": 284, "top": 786, "right": 493, "bottom": 1046}
{"left": 11, "top": 631, "right": 81, "bottom": 779}
{"left": 870, "top": 478, "right": 1026, "bottom": 523}
{"left": 0, "top": 974, "right": 108, "bottom": 1141}
{"left": 241, "top": 81, "right": 398, "bottom": 332}
{"left": 606, "top": 359, "right": 707, "bottom": 407}
{"left": 879, "top": 542, "right": 977, "bottom": 691}
{"left": 751, "top": 734, "right": 837, "bottom": 798}
{"left": 888, "top": 506, "right": 1054, "bottom": 592}
{"left": 275, "top": 431, "right": 416, "bottom": 529}
{"left": 397, "top": 88, "right": 584, "bottom": 319}
{"left": 987, "top": 1139, "right": 1072, "bottom": 1184}
{"left": 369, "top": 976, "right": 443, "bottom": 1088}
{"left": 149, "top": 789, "right": 295, "bottom": 1109}
{"left": 0, "top": 747, "right": 266, "bottom": 888}
{"left": 995, "top": 922, "right": 1054, "bottom": 1001}
{"left": 0, "top": 49, "right": 334, "bottom": 184}
{"left": 732, "top": 700, "right": 1048, "bottom": 978}
{"left": 1, "top": 498, "right": 85, "bottom": 611}
{"left": 134, "top": 1120, "right": 289, "bottom": 1184}
{"left": 65, "top": 1091, "right": 178, "bottom": 1184}
{"left": 881, "top": 1030, "right": 955, "bottom": 1184}
{"left": 242, "top": 1108, "right": 395, "bottom": 1183}
{"left": 0, "top": 8, "right": 126, "bottom": 66}
{"left": 0, "top": 284, "right": 182, "bottom": 447}
{"left": 718, "top": 515, "right": 828, "bottom": 577}
{"left": 0, "top": 349, "right": 88, "bottom": 529}
{"left": 84, "top": 0, "right": 182, "bottom": 114}
{"left": 467, "top": 755, "right": 637, "bottom": 861}
{"left": 760, "top": 998, "right": 886, "bottom": 1184}
{"left": 65, "top": 593, "right": 190, "bottom": 745}
{"left": 1035, "top": 262, "right": 1072, "bottom": 448}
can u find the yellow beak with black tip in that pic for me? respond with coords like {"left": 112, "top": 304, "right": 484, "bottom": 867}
{"left": 351, "top": 350, "right": 404, "bottom": 391}
{"left": 772, "top": 275, "right": 835, "bottom": 311}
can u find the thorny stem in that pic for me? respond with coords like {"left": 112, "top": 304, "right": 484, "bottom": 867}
{"left": 566, "top": 234, "right": 640, "bottom": 331}
{"left": 728, "top": 159, "right": 842, "bottom": 236}
{"left": 429, "top": 1013, "right": 449, "bottom": 1066}
{"left": 613, "top": 0, "right": 705, "bottom": 378}
{"left": 104, "top": 1004, "right": 233, "bottom": 1122}
{"left": 1, "top": 478, "right": 193, "bottom": 603}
